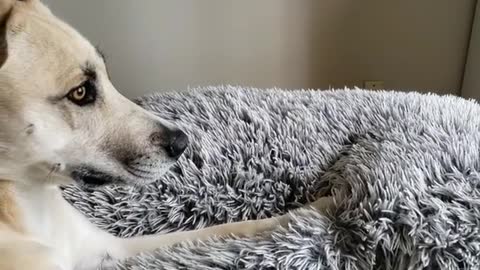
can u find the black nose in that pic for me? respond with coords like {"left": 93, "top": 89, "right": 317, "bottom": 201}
{"left": 149, "top": 128, "right": 189, "bottom": 158}
{"left": 165, "top": 129, "right": 189, "bottom": 158}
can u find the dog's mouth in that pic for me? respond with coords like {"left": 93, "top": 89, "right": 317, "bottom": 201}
{"left": 69, "top": 162, "right": 173, "bottom": 188}
{"left": 70, "top": 167, "right": 128, "bottom": 188}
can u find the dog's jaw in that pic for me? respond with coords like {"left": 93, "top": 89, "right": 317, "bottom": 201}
{"left": 70, "top": 166, "right": 127, "bottom": 187}
{"left": 68, "top": 161, "right": 175, "bottom": 188}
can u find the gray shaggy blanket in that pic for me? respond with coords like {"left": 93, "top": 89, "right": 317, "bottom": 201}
{"left": 63, "top": 86, "right": 480, "bottom": 270}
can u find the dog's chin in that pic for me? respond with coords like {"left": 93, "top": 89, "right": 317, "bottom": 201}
{"left": 70, "top": 166, "right": 167, "bottom": 188}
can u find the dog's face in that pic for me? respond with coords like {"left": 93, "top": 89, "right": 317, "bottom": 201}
{"left": 0, "top": 0, "right": 188, "bottom": 187}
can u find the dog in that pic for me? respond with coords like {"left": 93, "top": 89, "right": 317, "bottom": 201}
{"left": 0, "top": 1, "right": 332, "bottom": 269}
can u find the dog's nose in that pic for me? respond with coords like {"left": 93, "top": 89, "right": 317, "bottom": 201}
{"left": 150, "top": 129, "right": 189, "bottom": 158}
{"left": 166, "top": 129, "right": 189, "bottom": 158}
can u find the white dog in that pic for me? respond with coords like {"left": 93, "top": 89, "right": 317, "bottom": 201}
{"left": 0, "top": 1, "right": 332, "bottom": 269}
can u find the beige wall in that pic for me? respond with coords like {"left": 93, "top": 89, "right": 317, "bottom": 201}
{"left": 462, "top": 1, "right": 480, "bottom": 100}
{"left": 44, "top": 0, "right": 475, "bottom": 98}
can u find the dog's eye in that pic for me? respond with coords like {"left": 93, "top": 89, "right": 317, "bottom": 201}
{"left": 71, "top": 87, "right": 86, "bottom": 100}
{"left": 67, "top": 81, "right": 96, "bottom": 106}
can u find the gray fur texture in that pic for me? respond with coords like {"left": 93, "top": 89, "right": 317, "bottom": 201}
{"left": 62, "top": 86, "right": 480, "bottom": 269}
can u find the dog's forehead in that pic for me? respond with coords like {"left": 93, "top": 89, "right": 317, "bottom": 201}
{"left": 0, "top": 1, "right": 107, "bottom": 99}
{"left": 7, "top": 1, "right": 102, "bottom": 71}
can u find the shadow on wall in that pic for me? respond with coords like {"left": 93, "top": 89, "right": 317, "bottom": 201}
{"left": 306, "top": 0, "right": 476, "bottom": 94}
{"left": 462, "top": 0, "right": 480, "bottom": 100}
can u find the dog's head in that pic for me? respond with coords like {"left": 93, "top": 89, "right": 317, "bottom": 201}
{"left": 0, "top": 0, "right": 188, "bottom": 187}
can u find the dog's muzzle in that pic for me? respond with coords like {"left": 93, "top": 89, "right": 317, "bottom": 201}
{"left": 71, "top": 128, "right": 189, "bottom": 187}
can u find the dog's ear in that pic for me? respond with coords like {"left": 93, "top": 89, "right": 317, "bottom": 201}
{"left": 0, "top": 0, "right": 17, "bottom": 68}
{"left": 0, "top": 0, "right": 34, "bottom": 67}
{"left": 0, "top": 0, "right": 15, "bottom": 23}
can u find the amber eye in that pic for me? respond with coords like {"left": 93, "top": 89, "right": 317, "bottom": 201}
{"left": 67, "top": 80, "right": 97, "bottom": 106}
{"left": 70, "top": 87, "right": 86, "bottom": 101}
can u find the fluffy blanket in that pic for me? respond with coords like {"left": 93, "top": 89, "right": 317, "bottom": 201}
{"left": 63, "top": 86, "right": 480, "bottom": 270}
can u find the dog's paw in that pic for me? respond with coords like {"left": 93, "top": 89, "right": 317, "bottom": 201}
{"left": 308, "top": 196, "right": 334, "bottom": 213}
{"left": 74, "top": 253, "right": 119, "bottom": 270}
{"left": 273, "top": 214, "right": 291, "bottom": 228}
{"left": 97, "top": 257, "right": 119, "bottom": 270}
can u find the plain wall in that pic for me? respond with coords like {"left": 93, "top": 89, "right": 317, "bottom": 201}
{"left": 462, "top": 1, "right": 480, "bottom": 100}
{"left": 43, "top": 0, "right": 476, "bottom": 98}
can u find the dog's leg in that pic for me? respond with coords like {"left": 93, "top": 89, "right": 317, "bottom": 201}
{"left": 113, "top": 196, "right": 335, "bottom": 258}
{"left": 307, "top": 196, "right": 335, "bottom": 213}
{"left": 73, "top": 196, "right": 336, "bottom": 269}
{"left": 115, "top": 214, "right": 288, "bottom": 258}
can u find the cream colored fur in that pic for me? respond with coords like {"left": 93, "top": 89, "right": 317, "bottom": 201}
{"left": 0, "top": 1, "right": 332, "bottom": 269}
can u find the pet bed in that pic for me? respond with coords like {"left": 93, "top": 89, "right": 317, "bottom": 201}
{"left": 63, "top": 86, "right": 480, "bottom": 269}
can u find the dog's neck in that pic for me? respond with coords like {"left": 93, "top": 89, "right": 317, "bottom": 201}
{"left": 0, "top": 179, "right": 113, "bottom": 269}
{"left": 0, "top": 180, "right": 62, "bottom": 234}
{"left": 0, "top": 180, "right": 25, "bottom": 233}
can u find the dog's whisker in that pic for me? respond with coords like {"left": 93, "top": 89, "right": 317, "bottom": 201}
{"left": 125, "top": 167, "right": 155, "bottom": 180}
{"left": 45, "top": 163, "right": 61, "bottom": 183}
{"left": 126, "top": 166, "right": 154, "bottom": 175}
{"left": 45, "top": 167, "right": 56, "bottom": 183}
{"left": 132, "top": 180, "right": 143, "bottom": 190}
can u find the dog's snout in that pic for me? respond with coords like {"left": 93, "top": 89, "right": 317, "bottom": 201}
{"left": 150, "top": 129, "right": 189, "bottom": 158}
